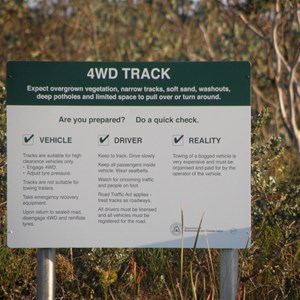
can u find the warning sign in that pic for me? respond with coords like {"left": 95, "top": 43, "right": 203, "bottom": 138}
{"left": 7, "top": 62, "right": 251, "bottom": 248}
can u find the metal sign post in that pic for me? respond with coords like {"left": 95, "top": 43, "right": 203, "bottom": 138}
{"left": 37, "top": 248, "right": 56, "bottom": 300}
{"left": 220, "top": 249, "right": 239, "bottom": 300}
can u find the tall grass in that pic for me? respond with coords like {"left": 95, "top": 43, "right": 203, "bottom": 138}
{"left": 0, "top": 97, "right": 299, "bottom": 298}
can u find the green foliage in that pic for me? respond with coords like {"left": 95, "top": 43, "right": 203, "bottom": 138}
{"left": 0, "top": 84, "right": 299, "bottom": 300}
{"left": 240, "top": 110, "right": 300, "bottom": 299}
{"left": 0, "top": 243, "right": 36, "bottom": 299}
{"left": 0, "top": 1, "right": 299, "bottom": 299}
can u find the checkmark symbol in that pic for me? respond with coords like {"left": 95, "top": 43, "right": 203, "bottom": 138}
{"left": 98, "top": 134, "right": 109, "bottom": 145}
{"left": 23, "top": 134, "right": 34, "bottom": 145}
{"left": 174, "top": 135, "right": 184, "bottom": 144}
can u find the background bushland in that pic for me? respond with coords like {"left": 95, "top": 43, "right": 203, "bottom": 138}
{"left": 0, "top": 0, "right": 299, "bottom": 299}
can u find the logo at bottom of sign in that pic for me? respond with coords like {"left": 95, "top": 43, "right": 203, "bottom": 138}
{"left": 170, "top": 222, "right": 182, "bottom": 236}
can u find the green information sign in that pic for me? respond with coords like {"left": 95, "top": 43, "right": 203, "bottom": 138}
{"left": 7, "top": 61, "right": 250, "bottom": 106}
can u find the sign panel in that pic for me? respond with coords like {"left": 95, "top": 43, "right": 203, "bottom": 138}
{"left": 7, "top": 62, "right": 251, "bottom": 248}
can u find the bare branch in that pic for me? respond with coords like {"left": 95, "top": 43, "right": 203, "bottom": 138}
{"left": 216, "top": 0, "right": 271, "bottom": 43}
{"left": 218, "top": 0, "right": 295, "bottom": 77}
{"left": 273, "top": 0, "right": 292, "bottom": 137}
{"left": 273, "top": 0, "right": 282, "bottom": 75}
{"left": 297, "top": 2, "right": 300, "bottom": 29}
{"left": 87, "top": 0, "right": 100, "bottom": 59}
{"left": 199, "top": 24, "right": 215, "bottom": 59}
{"left": 237, "top": 13, "right": 270, "bottom": 43}
{"left": 252, "top": 83, "right": 277, "bottom": 109}
{"left": 289, "top": 53, "right": 300, "bottom": 130}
